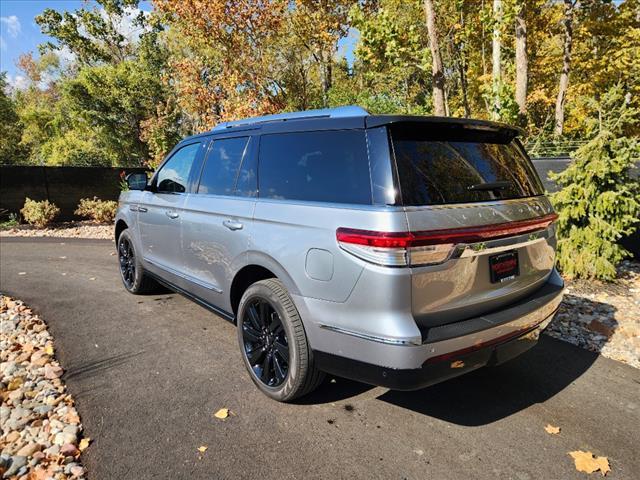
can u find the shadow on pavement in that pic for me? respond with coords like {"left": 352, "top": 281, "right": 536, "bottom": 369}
{"left": 295, "top": 376, "right": 375, "bottom": 404}
{"left": 377, "top": 336, "right": 598, "bottom": 426}
{"left": 64, "top": 351, "right": 145, "bottom": 381}
{"left": 298, "top": 336, "right": 598, "bottom": 425}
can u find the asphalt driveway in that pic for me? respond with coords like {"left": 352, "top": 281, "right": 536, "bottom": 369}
{"left": 1, "top": 237, "right": 639, "bottom": 479}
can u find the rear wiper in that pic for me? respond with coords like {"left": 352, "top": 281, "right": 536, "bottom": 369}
{"left": 467, "top": 181, "right": 512, "bottom": 191}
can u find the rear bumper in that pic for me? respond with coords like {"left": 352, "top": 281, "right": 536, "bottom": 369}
{"left": 313, "top": 311, "right": 555, "bottom": 390}
{"left": 296, "top": 268, "right": 564, "bottom": 372}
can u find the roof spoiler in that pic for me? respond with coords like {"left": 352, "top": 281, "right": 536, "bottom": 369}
{"left": 366, "top": 115, "right": 524, "bottom": 139}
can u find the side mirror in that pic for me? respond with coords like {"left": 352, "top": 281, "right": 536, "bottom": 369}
{"left": 126, "top": 173, "right": 148, "bottom": 191}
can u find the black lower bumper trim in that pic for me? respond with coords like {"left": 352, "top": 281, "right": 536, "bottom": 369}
{"left": 314, "top": 321, "right": 546, "bottom": 391}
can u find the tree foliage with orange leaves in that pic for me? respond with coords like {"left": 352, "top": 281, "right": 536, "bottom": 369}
{"left": 154, "top": 0, "right": 288, "bottom": 129}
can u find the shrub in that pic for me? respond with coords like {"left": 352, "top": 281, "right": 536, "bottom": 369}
{"left": 75, "top": 197, "right": 118, "bottom": 224}
{"left": 550, "top": 86, "right": 640, "bottom": 280}
{"left": 0, "top": 211, "right": 19, "bottom": 229}
{"left": 20, "top": 198, "right": 60, "bottom": 228}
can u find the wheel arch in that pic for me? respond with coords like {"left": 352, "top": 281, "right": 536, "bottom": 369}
{"left": 230, "top": 253, "right": 301, "bottom": 317}
{"left": 115, "top": 219, "right": 128, "bottom": 243}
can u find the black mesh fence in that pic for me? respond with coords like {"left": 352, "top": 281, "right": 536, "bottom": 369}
{"left": 0, "top": 166, "right": 148, "bottom": 221}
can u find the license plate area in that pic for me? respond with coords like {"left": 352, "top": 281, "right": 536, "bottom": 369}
{"left": 489, "top": 251, "right": 519, "bottom": 283}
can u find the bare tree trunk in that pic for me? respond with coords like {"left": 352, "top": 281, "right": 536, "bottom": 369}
{"left": 319, "top": 49, "right": 332, "bottom": 107}
{"left": 423, "top": 0, "right": 446, "bottom": 116}
{"left": 554, "top": 0, "right": 575, "bottom": 136}
{"left": 457, "top": 8, "right": 471, "bottom": 117}
{"left": 515, "top": 0, "right": 528, "bottom": 125}
{"left": 492, "top": 0, "right": 502, "bottom": 120}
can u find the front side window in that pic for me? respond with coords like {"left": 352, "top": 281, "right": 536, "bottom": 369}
{"left": 258, "top": 130, "right": 371, "bottom": 205}
{"left": 155, "top": 142, "right": 201, "bottom": 193}
{"left": 198, "top": 137, "right": 250, "bottom": 195}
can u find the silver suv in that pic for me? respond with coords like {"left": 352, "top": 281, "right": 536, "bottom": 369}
{"left": 115, "top": 106, "right": 564, "bottom": 401}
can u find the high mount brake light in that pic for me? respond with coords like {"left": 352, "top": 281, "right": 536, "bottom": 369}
{"left": 336, "top": 213, "right": 558, "bottom": 267}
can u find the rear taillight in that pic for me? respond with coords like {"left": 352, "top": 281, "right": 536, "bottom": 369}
{"left": 336, "top": 213, "right": 558, "bottom": 267}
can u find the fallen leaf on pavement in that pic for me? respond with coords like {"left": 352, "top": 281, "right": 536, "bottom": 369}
{"left": 545, "top": 424, "right": 561, "bottom": 435}
{"left": 79, "top": 438, "right": 91, "bottom": 451}
{"left": 45, "top": 345, "right": 54, "bottom": 355}
{"left": 198, "top": 446, "right": 208, "bottom": 453}
{"left": 569, "top": 450, "right": 610, "bottom": 476}
{"left": 587, "top": 319, "right": 614, "bottom": 338}
{"left": 214, "top": 408, "right": 230, "bottom": 419}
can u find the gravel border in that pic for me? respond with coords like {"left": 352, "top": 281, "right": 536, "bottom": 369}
{"left": 544, "top": 261, "right": 640, "bottom": 369}
{"left": 0, "top": 223, "right": 112, "bottom": 240}
{"left": 0, "top": 296, "right": 88, "bottom": 479}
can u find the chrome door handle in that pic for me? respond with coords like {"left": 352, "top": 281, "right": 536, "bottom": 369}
{"left": 223, "top": 219, "right": 243, "bottom": 231}
{"left": 137, "top": 206, "right": 148, "bottom": 213}
{"left": 165, "top": 210, "right": 179, "bottom": 219}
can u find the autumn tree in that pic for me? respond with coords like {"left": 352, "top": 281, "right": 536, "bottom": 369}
{"left": 36, "top": 0, "right": 148, "bottom": 65}
{"left": 154, "top": 0, "right": 288, "bottom": 129}
{"left": 554, "top": 0, "right": 576, "bottom": 136}
{"left": 491, "top": 0, "right": 503, "bottom": 120}
{"left": 347, "top": 0, "right": 430, "bottom": 114}
{"left": 289, "top": 1, "right": 353, "bottom": 107}
{"left": 0, "top": 73, "right": 27, "bottom": 165}
{"left": 25, "top": 0, "right": 174, "bottom": 166}
{"left": 423, "top": 0, "right": 447, "bottom": 115}
{"left": 514, "top": 0, "right": 528, "bottom": 125}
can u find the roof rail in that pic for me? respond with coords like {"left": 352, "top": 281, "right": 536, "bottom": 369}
{"left": 211, "top": 105, "right": 369, "bottom": 131}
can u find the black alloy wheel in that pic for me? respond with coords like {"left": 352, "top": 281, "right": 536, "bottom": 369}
{"left": 118, "top": 236, "right": 136, "bottom": 289}
{"left": 241, "top": 298, "right": 290, "bottom": 387}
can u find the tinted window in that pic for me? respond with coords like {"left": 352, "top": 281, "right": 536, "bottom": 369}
{"left": 258, "top": 130, "right": 371, "bottom": 205}
{"left": 391, "top": 125, "right": 544, "bottom": 206}
{"left": 198, "top": 137, "right": 250, "bottom": 195}
{"left": 156, "top": 142, "right": 200, "bottom": 193}
{"left": 235, "top": 140, "right": 257, "bottom": 197}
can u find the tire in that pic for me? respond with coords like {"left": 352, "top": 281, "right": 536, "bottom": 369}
{"left": 117, "top": 229, "right": 158, "bottom": 294}
{"left": 237, "top": 279, "right": 324, "bottom": 402}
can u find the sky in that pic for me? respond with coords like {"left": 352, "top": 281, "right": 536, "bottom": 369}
{"left": 0, "top": 0, "right": 152, "bottom": 88}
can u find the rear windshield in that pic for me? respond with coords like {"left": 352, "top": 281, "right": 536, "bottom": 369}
{"left": 390, "top": 125, "right": 544, "bottom": 206}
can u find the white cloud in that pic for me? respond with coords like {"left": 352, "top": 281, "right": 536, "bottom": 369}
{"left": 6, "top": 74, "right": 29, "bottom": 91}
{"left": 76, "top": 7, "right": 151, "bottom": 46}
{"left": 0, "top": 36, "right": 6, "bottom": 51}
{"left": 1, "top": 15, "right": 21, "bottom": 38}
{"left": 56, "top": 45, "right": 76, "bottom": 66}
{"left": 111, "top": 7, "right": 151, "bottom": 42}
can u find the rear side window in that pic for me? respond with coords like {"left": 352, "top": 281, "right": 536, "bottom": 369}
{"left": 258, "top": 130, "right": 371, "bottom": 205}
{"left": 198, "top": 137, "right": 250, "bottom": 195}
{"left": 390, "top": 125, "right": 544, "bottom": 206}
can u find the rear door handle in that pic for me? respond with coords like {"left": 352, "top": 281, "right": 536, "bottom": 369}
{"left": 165, "top": 210, "right": 179, "bottom": 219}
{"left": 223, "top": 219, "right": 243, "bottom": 231}
{"left": 138, "top": 206, "right": 148, "bottom": 213}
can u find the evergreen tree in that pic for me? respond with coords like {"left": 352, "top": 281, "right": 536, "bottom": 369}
{"left": 550, "top": 85, "right": 640, "bottom": 280}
